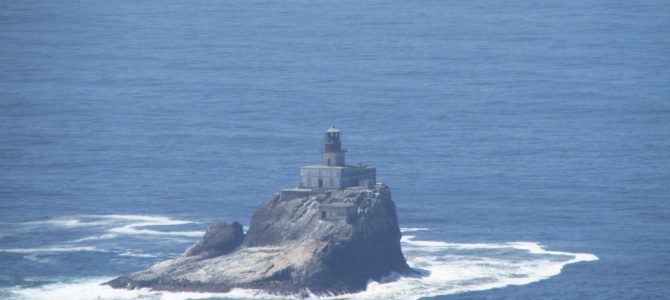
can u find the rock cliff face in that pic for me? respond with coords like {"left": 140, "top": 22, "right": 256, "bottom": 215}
{"left": 106, "top": 183, "right": 410, "bottom": 295}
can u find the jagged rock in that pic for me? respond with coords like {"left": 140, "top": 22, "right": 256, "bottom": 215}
{"left": 185, "top": 221, "right": 244, "bottom": 258}
{"left": 106, "top": 183, "right": 410, "bottom": 295}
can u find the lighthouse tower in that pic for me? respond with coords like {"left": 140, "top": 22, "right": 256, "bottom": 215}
{"left": 321, "top": 125, "right": 346, "bottom": 166}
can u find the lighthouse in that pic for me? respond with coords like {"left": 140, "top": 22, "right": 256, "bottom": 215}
{"left": 321, "top": 125, "right": 346, "bottom": 166}
{"left": 297, "top": 126, "right": 376, "bottom": 189}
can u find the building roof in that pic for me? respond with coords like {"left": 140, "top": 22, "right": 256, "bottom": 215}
{"left": 280, "top": 188, "right": 312, "bottom": 192}
{"left": 301, "top": 165, "right": 347, "bottom": 169}
{"left": 326, "top": 125, "right": 340, "bottom": 133}
{"left": 300, "top": 164, "right": 376, "bottom": 169}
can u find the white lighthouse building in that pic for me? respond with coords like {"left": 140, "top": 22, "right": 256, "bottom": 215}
{"left": 298, "top": 125, "right": 376, "bottom": 189}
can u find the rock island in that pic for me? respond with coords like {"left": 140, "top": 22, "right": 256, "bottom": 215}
{"left": 106, "top": 126, "right": 411, "bottom": 295}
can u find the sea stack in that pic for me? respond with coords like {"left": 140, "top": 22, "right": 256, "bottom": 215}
{"left": 106, "top": 126, "right": 411, "bottom": 295}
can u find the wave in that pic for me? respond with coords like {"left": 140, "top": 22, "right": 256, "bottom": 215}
{"left": 96, "top": 214, "right": 205, "bottom": 237}
{"left": 1, "top": 246, "right": 158, "bottom": 259}
{"left": 6, "top": 277, "right": 287, "bottom": 300}
{"left": 108, "top": 224, "right": 204, "bottom": 237}
{"left": 0, "top": 246, "right": 105, "bottom": 254}
{"left": 399, "top": 227, "right": 429, "bottom": 233}
{"left": 7, "top": 214, "right": 205, "bottom": 239}
{"left": 88, "top": 214, "right": 205, "bottom": 237}
{"left": 71, "top": 233, "right": 119, "bottom": 242}
{"left": 331, "top": 235, "right": 598, "bottom": 300}
{"left": 1, "top": 214, "right": 205, "bottom": 261}
{"left": 117, "top": 251, "right": 158, "bottom": 258}
{"left": 507, "top": 241, "right": 599, "bottom": 261}
{"left": 13, "top": 217, "right": 112, "bottom": 228}
{"left": 2, "top": 228, "right": 598, "bottom": 300}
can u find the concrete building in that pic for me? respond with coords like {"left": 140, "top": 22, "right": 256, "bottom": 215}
{"left": 298, "top": 125, "right": 376, "bottom": 189}
{"left": 318, "top": 203, "right": 357, "bottom": 223}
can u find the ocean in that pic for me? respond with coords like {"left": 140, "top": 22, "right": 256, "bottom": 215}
{"left": 1, "top": 0, "right": 669, "bottom": 299}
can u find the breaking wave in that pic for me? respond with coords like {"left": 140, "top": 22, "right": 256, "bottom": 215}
{"left": 332, "top": 233, "right": 599, "bottom": 299}
{"left": 0, "top": 214, "right": 204, "bottom": 260}
{"left": 0, "top": 246, "right": 104, "bottom": 254}
{"left": 4, "top": 214, "right": 205, "bottom": 241}
{"left": 5, "top": 277, "right": 291, "bottom": 300}
{"left": 105, "top": 215, "right": 204, "bottom": 237}
{"left": 2, "top": 226, "right": 598, "bottom": 300}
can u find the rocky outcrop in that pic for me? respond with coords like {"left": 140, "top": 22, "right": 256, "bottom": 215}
{"left": 106, "top": 183, "right": 410, "bottom": 296}
{"left": 185, "top": 222, "right": 244, "bottom": 258}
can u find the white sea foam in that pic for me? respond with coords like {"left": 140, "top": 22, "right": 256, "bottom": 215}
{"left": 3, "top": 228, "right": 598, "bottom": 300}
{"left": 117, "top": 251, "right": 158, "bottom": 258}
{"left": 99, "top": 214, "right": 193, "bottom": 223}
{"left": 400, "top": 227, "right": 429, "bottom": 233}
{"left": 1, "top": 244, "right": 161, "bottom": 260}
{"left": 324, "top": 235, "right": 599, "bottom": 300}
{"left": 71, "top": 233, "right": 119, "bottom": 242}
{"left": 15, "top": 214, "right": 205, "bottom": 239}
{"left": 0, "top": 246, "right": 104, "bottom": 254}
{"left": 7, "top": 277, "right": 291, "bottom": 300}
{"left": 508, "top": 242, "right": 599, "bottom": 262}
{"left": 92, "top": 214, "right": 205, "bottom": 238}
{"left": 108, "top": 225, "right": 204, "bottom": 237}
{"left": 17, "top": 217, "right": 112, "bottom": 228}
{"left": 4, "top": 214, "right": 205, "bottom": 261}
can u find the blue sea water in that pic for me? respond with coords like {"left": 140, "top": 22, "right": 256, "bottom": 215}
{"left": 1, "top": 0, "right": 669, "bottom": 299}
